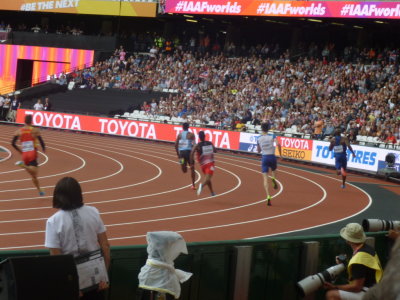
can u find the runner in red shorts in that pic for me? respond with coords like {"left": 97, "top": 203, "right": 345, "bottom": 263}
{"left": 190, "top": 131, "right": 217, "bottom": 196}
{"left": 11, "top": 114, "right": 46, "bottom": 196}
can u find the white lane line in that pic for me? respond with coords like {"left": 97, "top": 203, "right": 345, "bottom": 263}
{"left": 0, "top": 163, "right": 240, "bottom": 223}
{"left": 0, "top": 142, "right": 129, "bottom": 195}
{"left": 244, "top": 172, "right": 373, "bottom": 240}
{"left": 0, "top": 162, "right": 320, "bottom": 243}
{"left": 0, "top": 144, "right": 12, "bottom": 162}
{"left": 0, "top": 140, "right": 201, "bottom": 206}
{"left": 108, "top": 167, "right": 327, "bottom": 241}
{"left": 0, "top": 131, "right": 372, "bottom": 249}
{"left": 0, "top": 137, "right": 49, "bottom": 174}
{"left": 0, "top": 244, "right": 44, "bottom": 250}
{"left": 0, "top": 147, "right": 80, "bottom": 184}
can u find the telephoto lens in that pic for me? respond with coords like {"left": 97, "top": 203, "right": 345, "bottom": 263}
{"left": 362, "top": 219, "right": 400, "bottom": 232}
{"left": 297, "top": 263, "right": 346, "bottom": 297}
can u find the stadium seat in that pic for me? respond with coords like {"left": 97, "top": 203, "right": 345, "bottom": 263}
{"left": 366, "top": 136, "right": 375, "bottom": 145}
{"left": 357, "top": 135, "right": 367, "bottom": 145}
{"left": 247, "top": 124, "right": 255, "bottom": 133}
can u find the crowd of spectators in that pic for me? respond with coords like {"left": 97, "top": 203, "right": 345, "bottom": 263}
{"left": 0, "top": 21, "right": 11, "bottom": 32}
{"left": 64, "top": 43, "right": 400, "bottom": 147}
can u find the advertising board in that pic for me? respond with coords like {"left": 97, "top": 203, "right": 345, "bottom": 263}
{"left": 15, "top": 109, "right": 400, "bottom": 174}
{"left": 165, "top": 0, "right": 400, "bottom": 19}
{"left": 0, "top": 0, "right": 156, "bottom": 17}
{"left": 16, "top": 110, "right": 240, "bottom": 150}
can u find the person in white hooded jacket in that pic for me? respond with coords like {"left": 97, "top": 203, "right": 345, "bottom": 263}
{"left": 137, "top": 231, "right": 192, "bottom": 299}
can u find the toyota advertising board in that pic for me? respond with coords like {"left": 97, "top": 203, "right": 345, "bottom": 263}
{"left": 16, "top": 109, "right": 400, "bottom": 174}
{"left": 16, "top": 110, "right": 239, "bottom": 150}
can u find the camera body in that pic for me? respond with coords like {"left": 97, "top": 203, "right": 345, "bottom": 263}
{"left": 362, "top": 219, "right": 400, "bottom": 232}
{"left": 297, "top": 255, "right": 347, "bottom": 297}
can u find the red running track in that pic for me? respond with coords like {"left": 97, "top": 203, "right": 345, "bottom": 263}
{"left": 0, "top": 125, "right": 380, "bottom": 250}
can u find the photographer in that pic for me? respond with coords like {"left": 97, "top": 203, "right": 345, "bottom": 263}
{"left": 362, "top": 237, "right": 400, "bottom": 300}
{"left": 387, "top": 229, "right": 400, "bottom": 240}
{"left": 324, "top": 223, "right": 383, "bottom": 300}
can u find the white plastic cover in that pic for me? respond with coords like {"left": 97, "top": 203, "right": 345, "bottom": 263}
{"left": 138, "top": 231, "right": 193, "bottom": 299}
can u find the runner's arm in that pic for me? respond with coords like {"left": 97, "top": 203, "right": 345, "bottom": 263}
{"left": 328, "top": 138, "right": 335, "bottom": 151}
{"left": 175, "top": 134, "right": 180, "bottom": 157}
{"left": 344, "top": 137, "right": 355, "bottom": 156}
{"left": 276, "top": 139, "right": 282, "bottom": 157}
{"left": 190, "top": 144, "right": 198, "bottom": 163}
{"left": 38, "top": 135, "right": 46, "bottom": 152}
{"left": 11, "top": 135, "right": 21, "bottom": 153}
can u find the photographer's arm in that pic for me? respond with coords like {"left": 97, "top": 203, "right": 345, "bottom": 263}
{"left": 387, "top": 229, "right": 400, "bottom": 240}
{"left": 329, "top": 278, "right": 365, "bottom": 293}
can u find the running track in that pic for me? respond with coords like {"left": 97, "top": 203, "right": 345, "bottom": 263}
{"left": 0, "top": 124, "right": 397, "bottom": 251}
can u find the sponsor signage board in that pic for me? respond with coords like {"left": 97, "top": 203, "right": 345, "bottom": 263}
{"left": 16, "top": 109, "right": 400, "bottom": 174}
{"left": 1, "top": 0, "right": 156, "bottom": 17}
{"left": 16, "top": 110, "right": 239, "bottom": 150}
{"left": 165, "top": 0, "right": 400, "bottom": 19}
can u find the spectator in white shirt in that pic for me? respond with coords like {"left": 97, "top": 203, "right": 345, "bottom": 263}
{"left": 33, "top": 99, "right": 44, "bottom": 110}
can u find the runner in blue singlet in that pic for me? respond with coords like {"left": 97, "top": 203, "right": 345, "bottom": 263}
{"left": 257, "top": 122, "right": 282, "bottom": 206}
{"left": 175, "top": 122, "right": 196, "bottom": 190}
{"left": 329, "top": 128, "right": 356, "bottom": 189}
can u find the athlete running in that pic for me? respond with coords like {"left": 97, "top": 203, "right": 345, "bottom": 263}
{"left": 257, "top": 123, "right": 282, "bottom": 206}
{"left": 329, "top": 128, "right": 356, "bottom": 188}
{"left": 190, "top": 131, "right": 217, "bottom": 196}
{"left": 11, "top": 114, "right": 46, "bottom": 196}
{"left": 175, "top": 122, "right": 196, "bottom": 190}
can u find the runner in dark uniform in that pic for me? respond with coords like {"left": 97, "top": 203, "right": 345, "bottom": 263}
{"left": 175, "top": 123, "right": 196, "bottom": 190}
{"left": 190, "top": 131, "right": 216, "bottom": 196}
{"left": 329, "top": 128, "right": 356, "bottom": 188}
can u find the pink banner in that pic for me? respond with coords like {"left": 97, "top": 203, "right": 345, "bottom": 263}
{"left": 0, "top": 45, "right": 94, "bottom": 94}
{"left": 165, "top": 0, "right": 400, "bottom": 19}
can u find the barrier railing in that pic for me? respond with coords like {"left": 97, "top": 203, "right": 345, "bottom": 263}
{"left": 0, "top": 232, "right": 390, "bottom": 300}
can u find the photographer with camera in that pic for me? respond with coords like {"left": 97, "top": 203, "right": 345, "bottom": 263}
{"left": 387, "top": 229, "right": 399, "bottom": 240}
{"left": 362, "top": 237, "right": 400, "bottom": 300}
{"left": 324, "top": 223, "right": 383, "bottom": 300}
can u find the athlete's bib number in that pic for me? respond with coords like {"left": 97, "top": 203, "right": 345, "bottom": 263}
{"left": 21, "top": 141, "right": 34, "bottom": 152}
{"left": 202, "top": 145, "right": 213, "bottom": 155}
{"left": 179, "top": 140, "right": 190, "bottom": 149}
{"left": 333, "top": 145, "right": 344, "bottom": 153}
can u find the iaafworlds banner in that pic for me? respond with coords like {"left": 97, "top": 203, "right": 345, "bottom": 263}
{"left": 165, "top": 0, "right": 400, "bottom": 19}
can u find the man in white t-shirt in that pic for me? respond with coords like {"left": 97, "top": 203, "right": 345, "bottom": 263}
{"left": 33, "top": 99, "right": 44, "bottom": 110}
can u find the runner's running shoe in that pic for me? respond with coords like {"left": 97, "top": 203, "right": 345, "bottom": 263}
{"left": 267, "top": 195, "right": 272, "bottom": 206}
{"left": 272, "top": 178, "right": 278, "bottom": 190}
{"left": 15, "top": 161, "right": 24, "bottom": 167}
